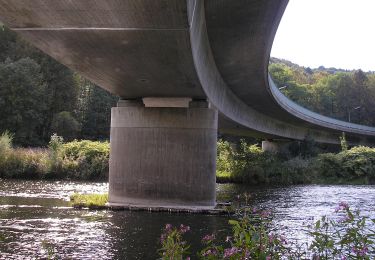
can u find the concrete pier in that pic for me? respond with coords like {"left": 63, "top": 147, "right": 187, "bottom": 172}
{"left": 262, "top": 140, "right": 291, "bottom": 153}
{"left": 108, "top": 99, "right": 218, "bottom": 208}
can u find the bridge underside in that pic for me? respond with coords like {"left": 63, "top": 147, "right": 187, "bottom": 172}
{"left": 0, "top": 0, "right": 375, "bottom": 207}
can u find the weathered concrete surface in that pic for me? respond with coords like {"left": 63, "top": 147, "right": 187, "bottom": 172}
{"left": 262, "top": 140, "right": 292, "bottom": 153}
{"left": 0, "top": 0, "right": 374, "bottom": 144}
{"left": 108, "top": 100, "right": 218, "bottom": 207}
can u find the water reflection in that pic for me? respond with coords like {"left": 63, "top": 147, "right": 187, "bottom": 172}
{"left": 0, "top": 180, "right": 373, "bottom": 258}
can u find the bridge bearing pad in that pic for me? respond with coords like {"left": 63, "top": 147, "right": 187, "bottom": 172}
{"left": 108, "top": 100, "right": 218, "bottom": 208}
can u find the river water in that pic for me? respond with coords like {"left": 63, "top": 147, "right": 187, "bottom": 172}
{"left": 0, "top": 180, "right": 374, "bottom": 259}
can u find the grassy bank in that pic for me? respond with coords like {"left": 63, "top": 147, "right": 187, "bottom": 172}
{"left": 70, "top": 193, "right": 108, "bottom": 208}
{"left": 1, "top": 132, "right": 375, "bottom": 184}
{"left": 0, "top": 132, "right": 109, "bottom": 180}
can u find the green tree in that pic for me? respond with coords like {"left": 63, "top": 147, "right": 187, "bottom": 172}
{"left": 270, "top": 58, "right": 375, "bottom": 127}
{"left": 38, "top": 56, "right": 79, "bottom": 141}
{"left": 78, "top": 79, "right": 118, "bottom": 140}
{"left": 0, "top": 58, "right": 46, "bottom": 145}
{"left": 51, "top": 111, "right": 80, "bottom": 141}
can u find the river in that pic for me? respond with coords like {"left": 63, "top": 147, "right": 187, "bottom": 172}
{"left": 0, "top": 180, "right": 374, "bottom": 259}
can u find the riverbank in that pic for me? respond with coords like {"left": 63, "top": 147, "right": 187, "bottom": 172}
{"left": 0, "top": 133, "right": 109, "bottom": 180}
{"left": 1, "top": 132, "right": 374, "bottom": 185}
{"left": 217, "top": 140, "right": 375, "bottom": 185}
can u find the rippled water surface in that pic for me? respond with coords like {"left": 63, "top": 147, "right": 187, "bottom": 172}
{"left": 0, "top": 180, "right": 374, "bottom": 259}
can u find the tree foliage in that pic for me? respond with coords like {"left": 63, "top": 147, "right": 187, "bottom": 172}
{"left": 270, "top": 58, "right": 375, "bottom": 126}
{"left": 0, "top": 26, "right": 118, "bottom": 146}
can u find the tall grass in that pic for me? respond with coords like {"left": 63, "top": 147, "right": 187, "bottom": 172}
{"left": 0, "top": 132, "right": 109, "bottom": 180}
{"left": 0, "top": 131, "right": 12, "bottom": 158}
{"left": 70, "top": 193, "right": 108, "bottom": 208}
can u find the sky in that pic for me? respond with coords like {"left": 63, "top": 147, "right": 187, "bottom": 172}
{"left": 271, "top": 0, "right": 375, "bottom": 72}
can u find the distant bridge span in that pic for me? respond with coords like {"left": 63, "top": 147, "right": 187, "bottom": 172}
{"left": 1, "top": 0, "right": 374, "bottom": 208}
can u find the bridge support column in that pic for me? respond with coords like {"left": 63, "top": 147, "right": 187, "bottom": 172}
{"left": 262, "top": 140, "right": 291, "bottom": 153}
{"left": 108, "top": 99, "right": 218, "bottom": 208}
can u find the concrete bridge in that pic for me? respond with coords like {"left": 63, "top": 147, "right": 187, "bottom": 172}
{"left": 1, "top": 0, "right": 375, "bottom": 208}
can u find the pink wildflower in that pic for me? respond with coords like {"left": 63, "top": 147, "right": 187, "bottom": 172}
{"left": 335, "top": 201, "right": 349, "bottom": 212}
{"left": 268, "top": 233, "right": 275, "bottom": 243}
{"left": 202, "top": 234, "right": 215, "bottom": 242}
{"left": 260, "top": 210, "right": 271, "bottom": 218}
{"left": 223, "top": 247, "right": 239, "bottom": 258}
{"left": 202, "top": 249, "right": 217, "bottom": 257}
{"left": 165, "top": 223, "right": 172, "bottom": 231}
{"left": 179, "top": 224, "right": 190, "bottom": 234}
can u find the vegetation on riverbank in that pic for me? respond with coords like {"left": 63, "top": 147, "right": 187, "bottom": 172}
{"left": 217, "top": 139, "right": 375, "bottom": 185}
{"left": 1, "top": 131, "right": 375, "bottom": 184}
{"left": 70, "top": 193, "right": 108, "bottom": 208}
{"left": 159, "top": 202, "right": 375, "bottom": 259}
{"left": 0, "top": 132, "right": 109, "bottom": 180}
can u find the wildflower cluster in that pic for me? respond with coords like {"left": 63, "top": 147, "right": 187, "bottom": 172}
{"left": 158, "top": 199, "right": 375, "bottom": 259}
{"left": 309, "top": 201, "right": 375, "bottom": 259}
{"left": 199, "top": 207, "right": 290, "bottom": 259}
{"left": 159, "top": 224, "right": 190, "bottom": 260}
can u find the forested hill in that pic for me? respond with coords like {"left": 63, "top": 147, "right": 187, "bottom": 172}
{"left": 269, "top": 57, "right": 375, "bottom": 127}
{"left": 0, "top": 26, "right": 118, "bottom": 146}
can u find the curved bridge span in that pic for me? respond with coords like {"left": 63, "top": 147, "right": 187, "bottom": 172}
{"left": 1, "top": 0, "right": 374, "bottom": 208}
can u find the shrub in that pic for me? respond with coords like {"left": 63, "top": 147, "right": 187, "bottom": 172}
{"left": 60, "top": 140, "right": 109, "bottom": 180}
{"left": 61, "top": 140, "right": 109, "bottom": 162}
{"left": 273, "top": 157, "right": 316, "bottom": 184}
{"left": 316, "top": 146, "right": 375, "bottom": 183}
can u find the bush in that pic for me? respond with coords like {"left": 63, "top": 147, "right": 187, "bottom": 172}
{"left": 272, "top": 157, "right": 316, "bottom": 184}
{"left": 316, "top": 146, "right": 375, "bottom": 184}
{"left": 60, "top": 140, "right": 109, "bottom": 180}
